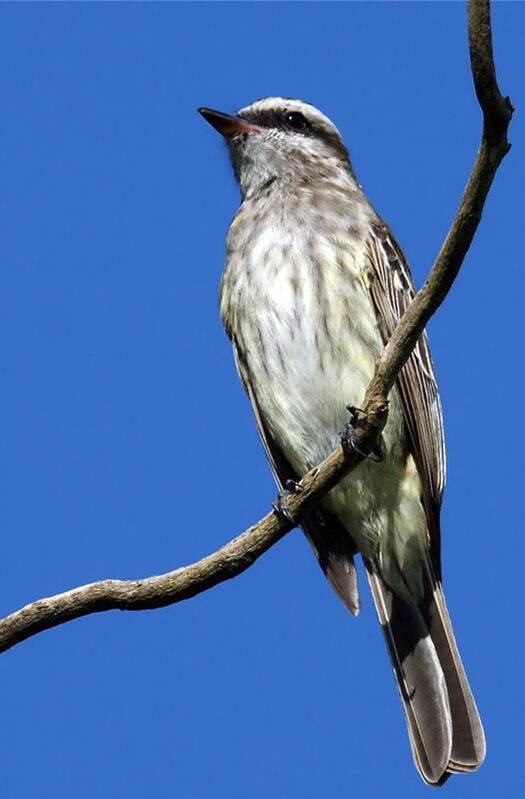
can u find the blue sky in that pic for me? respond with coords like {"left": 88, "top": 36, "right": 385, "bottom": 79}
{"left": 0, "top": 2, "right": 522, "bottom": 797}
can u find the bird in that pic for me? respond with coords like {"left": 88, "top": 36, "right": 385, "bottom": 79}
{"left": 199, "top": 97, "right": 485, "bottom": 785}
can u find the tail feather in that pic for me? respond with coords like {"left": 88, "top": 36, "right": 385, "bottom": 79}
{"left": 364, "top": 559, "right": 485, "bottom": 785}
{"left": 365, "top": 564, "right": 452, "bottom": 785}
{"left": 422, "top": 556, "right": 486, "bottom": 773}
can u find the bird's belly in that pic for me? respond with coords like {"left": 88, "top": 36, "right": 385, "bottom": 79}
{"left": 225, "top": 242, "right": 428, "bottom": 600}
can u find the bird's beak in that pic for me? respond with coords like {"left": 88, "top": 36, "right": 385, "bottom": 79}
{"left": 198, "top": 107, "right": 260, "bottom": 138}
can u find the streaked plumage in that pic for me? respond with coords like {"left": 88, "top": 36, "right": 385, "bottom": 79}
{"left": 200, "top": 97, "right": 485, "bottom": 785}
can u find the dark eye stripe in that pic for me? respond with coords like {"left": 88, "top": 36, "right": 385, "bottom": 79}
{"left": 237, "top": 109, "right": 290, "bottom": 130}
{"left": 236, "top": 108, "right": 349, "bottom": 160}
{"left": 238, "top": 109, "right": 313, "bottom": 137}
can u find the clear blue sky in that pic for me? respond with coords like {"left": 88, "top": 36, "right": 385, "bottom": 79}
{"left": 0, "top": 2, "right": 522, "bottom": 797}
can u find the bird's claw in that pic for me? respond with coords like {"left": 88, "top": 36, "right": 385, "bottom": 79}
{"left": 272, "top": 480, "right": 302, "bottom": 524}
{"left": 340, "top": 406, "right": 383, "bottom": 463}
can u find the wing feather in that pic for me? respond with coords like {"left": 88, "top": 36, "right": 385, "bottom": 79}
{"left": 367, "top": 222, "right": 445, "bottom": 571}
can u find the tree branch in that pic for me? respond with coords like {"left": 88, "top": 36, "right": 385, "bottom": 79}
{"left": 364, "top": 0, "right": 513, "bottom": 406}
{"left": 0, "top": 0, "right": 512, "bottom": 656}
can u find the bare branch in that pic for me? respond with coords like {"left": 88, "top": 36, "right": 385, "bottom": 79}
{"left": 0, "top": 433, "right": 378, "bottom": 654}
{"left": 364, "top": 0, "right": 513, "bottom": 406}
{"left": 0, "top": 0, "right": 512, "bottom": 655}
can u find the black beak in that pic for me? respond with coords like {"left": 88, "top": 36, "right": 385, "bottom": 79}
{"left": 198, "top": 107, "right": 260, "bottom": 138}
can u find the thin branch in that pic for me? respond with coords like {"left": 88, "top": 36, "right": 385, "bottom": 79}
{"left": 0, "top": 438, "right": 370, "bottom": 654}
{"left": 0, "top": 0, "right": 512, "bottom": 656}
{"left": 364, "top": 0, "right": 513, "bottom": 406}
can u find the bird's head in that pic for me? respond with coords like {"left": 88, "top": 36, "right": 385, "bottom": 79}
{"left": 199, "top": 97, "right": 352, "bottom": 199}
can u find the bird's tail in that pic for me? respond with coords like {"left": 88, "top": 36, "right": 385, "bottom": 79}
{"left": 363, "top": 556, "right": 485, "bottom": 786}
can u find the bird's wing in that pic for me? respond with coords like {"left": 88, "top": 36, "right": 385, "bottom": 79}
{"left": 366, "top": 224, "right": 484, "bottom": 783}
{"left": 231, "top": 339, "right": 360, "bottom": 616}
{"left": 367, "top": 221, "right": 445, "bottom": 571}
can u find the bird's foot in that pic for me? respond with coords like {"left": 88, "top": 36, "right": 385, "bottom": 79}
{"left": 340, "top": 405, "right": 383, "bottom": 463}
{"left": 272, "top": 480, "right": 302, "bottom": 525}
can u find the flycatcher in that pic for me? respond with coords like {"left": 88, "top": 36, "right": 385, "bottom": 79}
{"left": 199, "top": 97, "right": 485, "bottom": 785}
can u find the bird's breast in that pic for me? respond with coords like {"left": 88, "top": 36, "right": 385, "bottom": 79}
{"left": 221, "top": 197, "right": 428, "bottom": 600}
{"left": 221, "top": 203, "right": 388, "bottom": 472}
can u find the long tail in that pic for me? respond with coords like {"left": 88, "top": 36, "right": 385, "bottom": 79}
{"left": 363, "top": 556, "right": 485, "bottom": 786}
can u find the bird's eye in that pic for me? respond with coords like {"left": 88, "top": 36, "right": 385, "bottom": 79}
{"left": 285, "top": 111, "right": 308, "bottom": 131}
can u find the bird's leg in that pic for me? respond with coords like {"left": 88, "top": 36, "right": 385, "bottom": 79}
{"left": 272, "top": 479, "right": 302, "bottom": 525}
{"left": 340, "top": 405, "right": 383, "bottom": 463}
